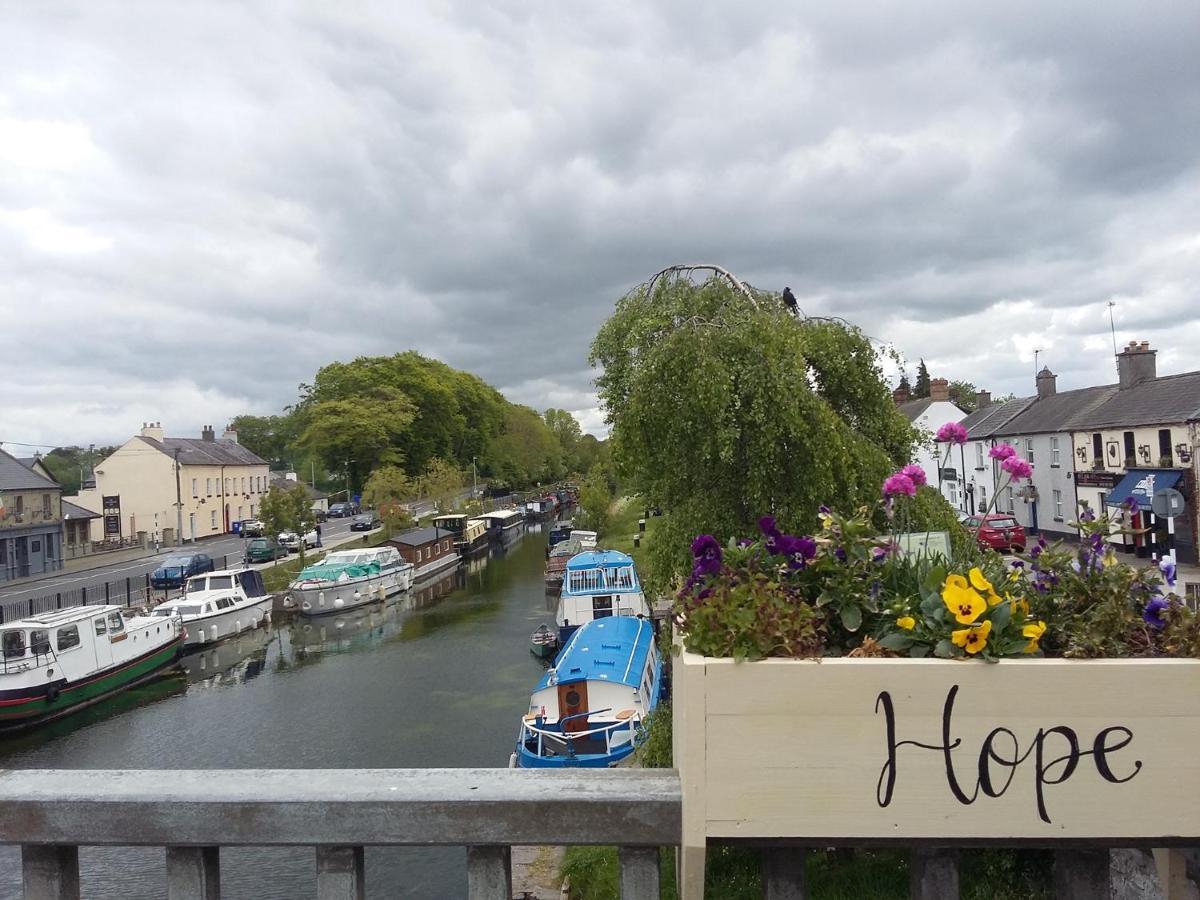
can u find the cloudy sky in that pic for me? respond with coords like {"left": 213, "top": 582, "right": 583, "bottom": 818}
{"left": 3, "top": 1, "right": 1198, "bottom": 452}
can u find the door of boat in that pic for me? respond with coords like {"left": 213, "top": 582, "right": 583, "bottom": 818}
{"left": 92, "top": 614, "right": 113, "bottom": 669}
{"left": 558, "top": 681, "right": 588, "bottom": 733}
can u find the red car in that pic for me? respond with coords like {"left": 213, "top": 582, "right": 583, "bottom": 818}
{"left": 964, "top": 514, "right": 1027, "bottom": 552}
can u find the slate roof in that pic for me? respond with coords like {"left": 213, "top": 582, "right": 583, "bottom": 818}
{"left": 896, "top": 398, "right": 933, "bottom": 422}
{"left": 957, "top": 397, "right": 1035, "bottom": 440}
{"left": 0, "top": 448, "right": 61, "bottom": 491}
{"left": 1069, "top": 371, "right": 1200, "bottom": 429}
{"left": 388, "top": 526, "right": 452, "bottom": 547}
{"left": 62, "top": 500, "right": 100, "bottom": 519}
{"left": 992, "top": 384, "right": 1119, "bottom": 437}
{"left": 139, "top": 436, "right": 267, "bottom": 467}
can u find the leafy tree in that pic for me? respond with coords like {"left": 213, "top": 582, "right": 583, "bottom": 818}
{"left": 259, "top": 483, "right": 316, "bottom": 565}
{"left": 578, "top": 464, "right": 613, "bottom": 533}
{"left": 590, "top": 274, "right": 920, "bottom": 591}
{"left": 948, "top": 380, "right": 978, "bottom": 413}
{"left": 544, "top": 408, "right": 583, "bottom": 469}
{"left": 486, "top": 405, "right": 564, "bottom": 487}
{"left": 229, "top": 415, "right": 293, "bottom": 469}
{"left": 41, "top": 446, "right": 111, "bottom": 495}
{"left": 362, "top": 465, "right": 418, "bottom": 534}
{"left": 295, "top": 386, "right": 417, "bottom": 492}
{"left": 574, "top": 434, "right": 605, "bottom": 475}
{"left": 897, "top": 374, "right": 912, "bottom": 395}
{"left": 913, "top": 359, "right": 931, "bottom": 399}
{"left": 418, "top": 457, "right": 465, "bottom": 513}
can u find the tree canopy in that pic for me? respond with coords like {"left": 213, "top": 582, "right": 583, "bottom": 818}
{"left": 913, "top": 359, "right": 931, "bottom": 399}
{"left": 590, "top": 274, "right": 927, "bottom": 587}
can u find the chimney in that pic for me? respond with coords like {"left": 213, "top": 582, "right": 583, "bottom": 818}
{"left": 140, "top": 421, "right": 164, "bottom": 442}
{"left": 222, "top": 424, "right": 239, "bottom": 443}
{"left": 1036, "top": 367, "right": 1057, "bottom": 400}
{"left": 201, "top": 425, "right": 216, "bottom": 442}
{"left": 976, "top": 389, "right": 992, "bottom": 409}
{"left": 893, "top": 385, "right": 911, "bottom": 404}
{"left": 929, "top": 378, "right": 950, "bottom": 402}
{"left": 1117, "top": 340, "right": 1157, "bottom": 390}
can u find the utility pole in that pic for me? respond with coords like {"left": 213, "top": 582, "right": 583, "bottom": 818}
{"left": 173, "top": 447, "right": 184, "bottom": 547}
{"left": 472, "top": 456, "right": 478, "bottom": 500}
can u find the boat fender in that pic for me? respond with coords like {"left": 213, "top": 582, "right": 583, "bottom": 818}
{"left": 46, "top": 684, "right": 61, "bottom": 703}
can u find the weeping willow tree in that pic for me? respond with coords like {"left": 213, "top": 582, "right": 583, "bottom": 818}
{"left": 590, "top": 266, "right": 951, "bottom": 590}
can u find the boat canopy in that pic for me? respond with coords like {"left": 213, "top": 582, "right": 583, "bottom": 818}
{"left": 563, "top": 550, "right": 639, "bottom": 595}
{"left": 536, "top": 617, "right": 652, "bottom": 690}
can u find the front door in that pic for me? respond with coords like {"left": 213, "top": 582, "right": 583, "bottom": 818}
{"left": 558, "top": 681, "right": 588, "bottom": 733}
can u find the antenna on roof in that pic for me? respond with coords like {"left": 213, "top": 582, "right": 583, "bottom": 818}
{"left": 1033, "top": 348, "right": 1042, "bottom": 378}
{"left": 1108, "top": 300, "right": 1118, "bottom": 370}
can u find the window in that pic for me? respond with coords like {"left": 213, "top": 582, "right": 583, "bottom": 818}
{"left": 206, "top": 478, "right": 212, "bottom": 496}
{"left": 192, "top": 478, "right": 198, "bottom": 497}
{"left": 948, "top": 482, "right": 958, "bottom": 506}
{"left": 57, "top": 624, "right": 81, "bottom": 651}
{"left": 108, "top": 612, "right": 125, "bottom": 633}
{"left": 1051, "top": 436, "right": 1061, "bottom": 467}
{"left": 1123, "top": 431, "right": 1135, "bottom": 462}
{"left": 1092, "top": 433, "right": 1103, "bottom": 460}
{"left": 979, "top": 486, "right": 987, "bottom": 507}
{"left": 1053, "top": 489, "right": 1063, "bottom": 520}
{"left": 42, "top": 494, "right": 52, "bottom": 517}
{"left": 31, "top": 540, "right": 41, "bottom": 553}
{"left": 94, "top": 617, "right": 107, "bottom": 636}
{"left": 29, "top": 629, "right": 50, "bottom": 655}
{"left": 2, "top": 630, "right": 26, "bottom": 659}
{"left": 443, "top": 540, "right": 450, "bottom": 551}
{"left": 975, "top": 443, "right": 984, "bottom": 468}
{"left": 210, "top": 510, "right": 217, "bottom": 529}
{"left": 1006, "top": 490, "right": 1015, "bottom": 514}
{"left": 209, "top": 576, "right": 233, "bottom": 590}
{"left": 216, "top": 598, "right": 235, "bottom": 610}
{"left": 1160, "top": 429, "right": 1173, "bottom": 464}
{"left": 1024, "top": 438, "right": 1034, "bottom": 464}
{"left": 15, "top": 496, "right": 23, "bottom": 515}
{"left": 241, "top": 477, "right": 246, "bottom": 493}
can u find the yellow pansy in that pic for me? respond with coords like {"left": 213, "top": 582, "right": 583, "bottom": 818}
{"left": 1022, "top": 620, "right": 1047, "bottom": 653}
{"left": 1102, "top": 550, "right": 1118, "bottom": 569}
{"left": 951, "top": 620, "right": 993, "bottom": 654}
{"left": 942, "top": 578, "right": 985, "bottom": 624}
{"left": 818, "top": 512, "right": 833, "bottom": 530}
{"left": 969, "top": 567, "right": 994, "bottom": 594}
{"left": 896, "top": 616, "right": 916, "bottom": 631}
{"left": 986, "top": 591, "right": 1005, "bottom": 607}
{"left": 1009, "top": 595, "right": 1030, "bottom": 619}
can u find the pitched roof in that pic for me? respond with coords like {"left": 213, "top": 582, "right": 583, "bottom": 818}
{"left": 1070, "top": 371, "right": 1200, "bottom": 429}
{"left": 0, "top": 448, "right": 61, "bottom": 491}
{"left": 958, "top": 397, "right": 1035, "bottom": 440}
{"left": 62, "top": 500, "right": 101, "bottom": 519}
{"left": 895, "top": 398, "right": 933, "bottom": 421}
{"left": 388, "top": 526, "right": 453, "bottom": 547}
{"left": 139, "top": 436, "right": 267, "bottom": 467}
{"left": 992, "top": 384, "right": 1119, "bottom": 436}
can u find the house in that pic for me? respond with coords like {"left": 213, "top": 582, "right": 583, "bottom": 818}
{"left": 988, "top": 369, "right": 1117, "bottom": 540}
{"left": 1067, "top": 342, "right": 1200, "bottom": 565}
{"left": 0, "top": 448, "right": 64, "bottom": 582}
{"left": 894, "top": 378, "right": 967, "bottom": 484}
{"left": 936, "top": 393, "right": 1033, "bottom": 516}
{"left": 17, "top": 456, "right": 57, "bottom": 483}
{"left": 385, "top": 526, "right": 460, "bottom": 580}
{"left": 75, "top": 423, "right": 270, "bottom": 545}
{"left": 269, "top": 472, "right": 331, "bottom": 516}
{"left": 60, "top": 500, "right": 102, "bottom": 559}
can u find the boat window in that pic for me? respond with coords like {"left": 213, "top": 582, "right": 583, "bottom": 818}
{"left": 593, "top": 596, "right": 613, "bottom": 619}
{"left": 1, "top": 630, "right": 26, "bottom": 659}
{"left": 57, "top": 624, "right": 81, "bottom": 652}
{"left": 29, "top": 629, "right": 51, "bottom": 655}
{"left": 186, "top": 577, "right": 207, "bottom": 593}
{"left": 208, "top": 575, "right": 234, "bottom": 590}
{"left": 216, "top": 598, "right": 235, "bottom": 610}
{"left": 94, "top": 617, "right": 107, "bottom": 635}
{"left": 107, "top": 612, "right": 125, "bottom": 634}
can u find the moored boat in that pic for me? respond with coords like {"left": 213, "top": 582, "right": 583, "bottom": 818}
{"left": 291, "top": 547, "right": 414, "bottom": 617}
{"left": 433, "top": 514, "right": 489, "bottom": 555}
{"left": 477, "top": 508, "right": 525, "bottom": 541}
{"left": 0, "top": 606, "right": 183, "bottom": 732}
{"left": 569, "top": 529, "right": 598, "bottom": 550}
{"left": 555, "top": 549, "right": 650, "bottom": 645}
{"left": 547, "top": 519, "right": 574, "bottom": 547}
{"left": 152, "top": 568, "right": 273, "bottom": 647}
{"left": 386, "top": 526, "right": 462, "bottom": 581}
{"left": 530, "top": 623, "right": 558, "bottom": 659}
{"left": 515, "top": 616, "right": 663, "bottom": 768}
{"left": 544, "top": 539, "right": 580, "bottom": 589}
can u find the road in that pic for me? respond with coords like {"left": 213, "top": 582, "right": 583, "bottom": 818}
{"left": 0, "top": 518, "right": 361, "bottom": 605}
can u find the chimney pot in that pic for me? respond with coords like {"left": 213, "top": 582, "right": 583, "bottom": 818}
{"left": 1036, "top": 367, "right": 1057, "bottom": 400}
{"left": 929, "top": 378, "right": 950, "bottom": 402}
{"left": 1117, "top": 340, "right": 1157, "bottom": 390}
{"left": 976, "top": 389, "right": 992, "bottom": 408}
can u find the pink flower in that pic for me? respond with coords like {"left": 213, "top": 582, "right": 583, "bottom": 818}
{"left": 900, "top": 464, "right": 927, "bottom": 487}
{"left": 882, "top": 472, "right": 917, "bottom": 498}
{"left": 935, "top": 422, "right": 969, "bottom": 445}
{"left": 989, "top": 443, "right": 1017, "bottom": 460}
{"left": 1001, "top": 456, "right": 1034, "bottom": 481}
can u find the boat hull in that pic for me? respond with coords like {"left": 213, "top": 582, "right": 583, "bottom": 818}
{"left": 294, "top": 568, "right": 412, "bottom": 617}
{"left": 181, "top": 596, "right": 274, "bottom": 647}
{"left": 0, "top": 636, "right": 183, "bottom": 732}
{"left": 411, "top": 552, "right": 461, "bottom": 583}
{"left": 515, "top": 741, "right": 636, "bottom": 768}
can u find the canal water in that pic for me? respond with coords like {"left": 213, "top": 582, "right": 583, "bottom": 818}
{"left": 0, "top": 525, "right": 557, "bottom": 900}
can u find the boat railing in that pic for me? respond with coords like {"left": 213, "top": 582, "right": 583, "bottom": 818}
{"left": 0, "top": 642, "right": 59, "bottom": 675}
{"left": 521, "top": 708, "right": 642, "bottom": 758}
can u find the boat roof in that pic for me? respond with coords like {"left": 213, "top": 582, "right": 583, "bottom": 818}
{"left": 189, "top": 567, "right": 254, "bottom": 578}
{"left": 479, "top": 508, "right": 522, "bottom": 520}
{"left": 2, "top": 605, "right": 125, "bottom": 628}
{"left": 433, "top": 513, "right": 468, "bottom": 522}
{"left": 565, "top": 549, "right": 633, "bottom": 570}
{"left": 536, "top": 617, "right": 653, "bottom": 690}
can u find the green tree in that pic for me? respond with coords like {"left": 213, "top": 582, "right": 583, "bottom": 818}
{"left": 362, "top": 465, "right": 417, "bottom": 534}
{"left": 544, "top": 408, "right": 583, "bottom": 470}
{"left": 295, "top": 386, "right": 417, "bottom": 492}
{"left": 258, "top": 483, "right": 316, "bottom": 566}
{"left": 897, "top": 374, "right": 912, "bottom": 395}
{"left": 948, "top": 379, "right": 978, "bottom": 413}
{"left": 577, "top": 464, "right": 613, "bottom": 533}
{"left": 229, "top": 415, "right": 294, "bottom": 468}
{"left": 590, "top": 274, "right": 919, "bottom": 591}
{"left": 419, "top": 457, "right": 465, "bottom": 513}
{"left": 486, "top": 405, "right": 564, "bottom": 487}
{"left": 913, "top": 359, "right": 931, "bottom": 399}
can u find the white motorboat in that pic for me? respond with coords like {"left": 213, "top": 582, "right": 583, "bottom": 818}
{"left": 153, "top": 568, "right": 274, "bottom": 647}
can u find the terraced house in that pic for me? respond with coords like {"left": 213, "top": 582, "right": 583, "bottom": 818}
{"left": 0, "top": 448, "right": 63, "bottom": 582}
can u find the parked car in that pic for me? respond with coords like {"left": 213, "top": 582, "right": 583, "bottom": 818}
{"left": 350, "top": 512, "right": 378, "bottom": 531}
{"left": 150, "top": 553, "right": 215, "bottom": 590}
{"left": 240, "top": 518, "right": 266, "bottom": 537}
{"left": 963, "top": 514, "right": 1027, "bottom": 552}
{"left": 311, "top": 507, "right": 328, "bottom": 523}
{"left": 328, "top": 502, "right": 355, "bottom": 518}
{"left": 244, "top": 537, "right": 288, "bottom": 564}
{"left": 278, "top": 529, "right": 320, "bottom": 552}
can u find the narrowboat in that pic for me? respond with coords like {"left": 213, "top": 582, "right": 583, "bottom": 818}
{"left": 0, "top": 606, "right": 183, "bottom": 732}
{"left": 547, "top": 519, "right": 574, "bottom": 547}
{"left": 555, "top": 549, "right": 650, "bottom": 645}
{"left": 514, "top": 616, "right": 663, "bottom": 768}
{"left": 432, "top": 514, "right": 489, "bottom": 555}
{"left": 544, "top": 539, "right": 581, "bottom": 590}
{"left": 291, "top": 547, "right": 414, "bottom": 617}
{"left": 525, "top": 496, "right": 558, "bottom": 520}
{"left": 386, "top": 526, "right": 461, "bottom": 581}
{"left": 477, "top": 508, "right": 525, "bottom": 541}
{"left": 152, "top": 568, "right": 273, "bottom": 647}
{"left": 569, "top": 529, "right": 598, "bottom": 550}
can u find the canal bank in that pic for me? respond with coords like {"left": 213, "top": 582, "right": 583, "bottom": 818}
{"left": 0, "top": 524, "right": 555, "bottom": 900}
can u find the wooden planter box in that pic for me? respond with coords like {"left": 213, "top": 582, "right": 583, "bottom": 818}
{"left": 672, "top": 648, "right": 1200, "bottom": 898}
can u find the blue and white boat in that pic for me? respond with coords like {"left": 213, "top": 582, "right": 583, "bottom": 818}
{"left": 514, "top": 616, "right": 662, "bottom": 768}
{"left": 554, "top": 549, "right": 650, "bottom": 645}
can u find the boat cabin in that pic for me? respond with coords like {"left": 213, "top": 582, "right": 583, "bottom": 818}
{"left": 184, "top": 568, "right": 267, "bottom": 600}
{"left": 477, "top": 509, "right": 524, "bottom": 535}
{"left": 556, "top": 549, "right": 649, "bottom": 644}
{"left": 516, "top": 616, "right": 662, "bottom": 767}
{"left": 548, "top": 520, "right": 574, "bottom": 545}
{"left": 433, "top": 515, "right": 488, "bottom": 552}
{"left": 386, "top": 527, "right": 458, "bottom": 570}
{"left": 569, "top": 530, "right": 598, "bottom": 549}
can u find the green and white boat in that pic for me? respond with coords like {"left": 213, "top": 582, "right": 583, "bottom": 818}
{"left": 290, "top": 547, "right": 414, "bottom": 617}
{"left": 0, "top": 605, "right": 183, "bottom": 732}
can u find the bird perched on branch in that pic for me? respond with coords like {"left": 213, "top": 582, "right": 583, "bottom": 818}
{"left": 782, "top": 286, "right": 798, "bottom": 316}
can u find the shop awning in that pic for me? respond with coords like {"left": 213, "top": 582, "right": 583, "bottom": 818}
{"left": 1104, "top": 469, "right": 1184, "bottom": 511}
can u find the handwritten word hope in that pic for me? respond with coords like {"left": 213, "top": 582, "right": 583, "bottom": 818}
{"left": 875, "top": 685, "right": 1142, "bottom": 824}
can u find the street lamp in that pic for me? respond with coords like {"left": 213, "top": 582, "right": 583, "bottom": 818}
{"left": 472, "top": 456, "right": 478, "bottom": 500}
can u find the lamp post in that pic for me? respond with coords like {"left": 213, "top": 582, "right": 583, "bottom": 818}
{"left": 472, "top": 457, "right": 478, "bottom": 501}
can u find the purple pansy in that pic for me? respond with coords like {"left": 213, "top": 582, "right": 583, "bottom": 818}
{"left": 1160, "top": 559, "right": 1177, "bottom": 587}
{"left": 1143, "top": 595, "right": 1171, "bottom": 630}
